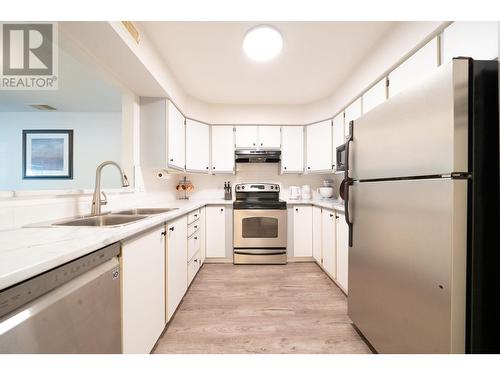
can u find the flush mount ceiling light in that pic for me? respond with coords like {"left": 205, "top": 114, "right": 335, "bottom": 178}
{"left": 243, "top": 25, "right": 283, "bottom": 62}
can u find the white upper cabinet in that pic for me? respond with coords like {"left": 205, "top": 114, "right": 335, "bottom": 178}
{"left": 211, "top": 126, "right": 234, "bottom": 173}
{"left": 344, "top": 97, "right": 363, "bottom": 138}
{"left": 258, "top": 126, "right": 281, "bottom": 148}
{"left": 235, "top": 126, "right": 258, "bottom": 148}
{"left": 442, "top": 22, "right": 498, "bottom": 63}
{"left": 186, "top": 119, "right": 209, "bottom": 173}
{"left": 281, "top": 126, "right": 303, "bottom": 173}
{"left": 167, "top": 100, "right": 185, "bottom": 170}
{"left": 389, "top": 38, "right": 438, "bottom": 98}
{"left": 306, "top": 120, "right": 332, "bottom": 172}
{"left": 332, "top": 113, "right": 345, "bottom": 152}
{"left": 362, "top": 78, "right": 387, "bottom": 115}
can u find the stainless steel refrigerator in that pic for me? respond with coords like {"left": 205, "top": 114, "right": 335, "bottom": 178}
{"left": 343, "top": 58, "right": 499, "bottom": 353}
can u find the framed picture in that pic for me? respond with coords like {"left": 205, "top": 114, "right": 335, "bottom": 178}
{"left": 22, "top": 130, "right": 73, "bottom": 179}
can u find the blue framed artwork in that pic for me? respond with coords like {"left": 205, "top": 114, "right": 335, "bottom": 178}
{"left": 22, "top": 130, "right": 73, "bottom": 179}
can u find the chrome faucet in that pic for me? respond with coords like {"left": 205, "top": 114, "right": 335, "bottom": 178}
{"left": 91, "top": 161, "right": 130, "bottom": 216}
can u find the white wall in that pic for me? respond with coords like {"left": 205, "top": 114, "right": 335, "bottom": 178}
{"left": 0, "top": 112, "right": 122, "bottom": 190}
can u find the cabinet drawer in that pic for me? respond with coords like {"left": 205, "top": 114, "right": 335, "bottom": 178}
{"left": 188, "top": 210, "right": 201, "bottom": 225}
{"left": 188, "top": 233, "right": 201, "bottom": 261}
{"left": 187, "top": 252, "right": 201, "bottom": 286}
{"left": 187, "top": 220, "right": 200, "bottom": 237}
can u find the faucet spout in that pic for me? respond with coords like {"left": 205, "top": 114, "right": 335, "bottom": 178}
{"left": 91, "top": 161, "right": 129, "bottom": 216}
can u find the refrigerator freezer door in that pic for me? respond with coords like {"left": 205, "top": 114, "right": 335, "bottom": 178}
{"left": 348, "top": 178, "right": 467, "bottom": 353}
{"left": 351, "top": 59, "right": 469, "bottom": 180}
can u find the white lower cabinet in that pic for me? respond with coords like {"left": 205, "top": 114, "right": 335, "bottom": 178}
{"left": 121, "top": 226, "right": 165, "bottom": 354}
{"left": 187, "top": 251, "right": 201, "bottom": 286}
{"left": 166, "top": 215, "right": 188, "bottom": 321}
{"left": 293, "top": 205, "right": 313, "bottom": 257}
{"left": 206, "top": 205, "right": 227, "bottom": 258}
{"left": 199, "top": 207, "right": 206, "bottom": 265}
{"left": 335, "top": 212, "right": 349, "bottom": 292}
{"left": 321, "top": 209, "right": 336, "bottom": 278}
{"left": 312, "top": 206, "right": 322, "bottom": 264}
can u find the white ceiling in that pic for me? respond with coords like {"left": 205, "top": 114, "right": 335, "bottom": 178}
{"left": 141, "top": 21, "right": 398, "bottom": 105}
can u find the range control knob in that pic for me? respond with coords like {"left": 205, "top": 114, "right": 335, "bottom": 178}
{"left": 241, "top": 186, "right": 245, "bottom": 189}
{"left": 270, "top": 186, "right": 274, "bottom": 189}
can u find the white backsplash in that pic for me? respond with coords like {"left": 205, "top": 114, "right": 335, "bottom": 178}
{"left": 0, "top": 164, "right": 342, "bottom": 231}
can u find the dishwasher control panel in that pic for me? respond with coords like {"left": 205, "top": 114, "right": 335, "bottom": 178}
{"left": 0, "top": 242, "right": 120, "bottom": 319}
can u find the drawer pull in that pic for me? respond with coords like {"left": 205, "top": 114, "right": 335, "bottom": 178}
{"left": 194, "top": 236, "right": 198, "bottom": 240}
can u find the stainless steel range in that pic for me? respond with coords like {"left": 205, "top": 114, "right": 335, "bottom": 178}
{"left": 233, "top": 183, "right": 287, "bottom": 264}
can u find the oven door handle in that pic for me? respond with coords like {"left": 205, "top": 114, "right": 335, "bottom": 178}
{"left": 234, "top": 250, "right": 287, "bottom": 256}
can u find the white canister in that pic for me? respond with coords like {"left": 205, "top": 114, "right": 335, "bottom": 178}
{"left": 289, "top": 186, "right": 301, "bottom": 200}
{"left": 301, "top": 185, "right": 311, "bottom": 200}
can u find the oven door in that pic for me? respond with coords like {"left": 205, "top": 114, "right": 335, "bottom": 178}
{"left": 234, "top": 209, "right": 287, "bottom": 248}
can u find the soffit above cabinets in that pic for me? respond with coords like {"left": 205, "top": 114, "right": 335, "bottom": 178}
{"left": 139, "top": 21, "right": 399, "bottom": 106}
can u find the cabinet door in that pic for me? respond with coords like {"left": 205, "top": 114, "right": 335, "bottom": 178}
{"left": 312, "top": 206, "right": 322, "bottom": 264}
{"left": 293, "top": 205, "right": 313, "bottom": 257}
{"left": 345, "top": 97, "right": 362, "bottom": 129}
{"left": 211, "top": 126, "right": 235, "bottom": 173}
{"left": 235, "top": 126, "right": 258, "bottom": 148}
{"left": 199, "top": 207, "right": 206, "bottom": 265}
{"left": 186, "top": 119, "right": 209, "bottom": 172}
{"left": 322, "top": 209, "right": 336, "bottom": 278}
{"left": 281, "top": 126, "right": 304, "bottom": 173}
{"left": 332, "top": 113, "right": 345, "bottom": 154}
{"left": 306, "top": 120, "right": 332, "bottom": 172}
{"left": 121, "top": 226, "right": 165, "bottom": 353}
{"left": 389, "top": 38, "right": 438, "bottom": 98}
{"left": 336, "top": 212, "right": 349, "bottom": 292}
{"left": 258, "top": 126, "right": 281, "bottom": 148}
{"left": 167, "top": 215, "right": 188, "bottom": 321}
{"left": 206, "top": 206, "right": 227, "bottom": 258}
{"left": 167, "top": 101, "right": 185, "bottom": 170}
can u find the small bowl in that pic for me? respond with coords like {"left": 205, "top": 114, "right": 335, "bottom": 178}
{"left": 319, "top": 187, "right": 334, "bottom": 198}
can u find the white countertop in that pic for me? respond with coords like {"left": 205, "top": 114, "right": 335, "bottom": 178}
{"left": 286, "top": 198, "right": 345, "bottom": 212}
{"left": 0, "top": 197, "right": 344, "bottom": 291}
{"left": 0, "top": 199, "right": 232, "bottom": 291}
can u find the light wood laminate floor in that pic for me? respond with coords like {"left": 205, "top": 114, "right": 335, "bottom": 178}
{"left": 154, "top": 262, "right": 372, "bottom": 354}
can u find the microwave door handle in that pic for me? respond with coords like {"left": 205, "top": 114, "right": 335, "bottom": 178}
{"left": 344, "top": 120, "right": 354, "bottom": 247}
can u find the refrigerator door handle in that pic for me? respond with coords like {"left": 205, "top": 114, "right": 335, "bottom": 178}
{"left": 344, "top": 120, "right": 354, "bottom": 247}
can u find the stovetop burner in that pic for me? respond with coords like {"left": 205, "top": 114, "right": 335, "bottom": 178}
{"left": 233, "top": 183, "right": 287, "bottom": 210}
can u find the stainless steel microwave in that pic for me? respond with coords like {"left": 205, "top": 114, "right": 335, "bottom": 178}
{"left": 336, "top": 143, "right": 347, "bottom": 171}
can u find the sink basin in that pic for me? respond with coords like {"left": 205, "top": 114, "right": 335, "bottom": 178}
{"left": 113, "top": 208, "right": 179, "bottom": 215}
{"left": 54, "top": 214, "right": 148, "bottom": 227}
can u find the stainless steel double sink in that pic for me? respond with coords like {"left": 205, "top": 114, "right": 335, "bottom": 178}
{"left": 51, "top": 208, "right": 179, "bottom": 227}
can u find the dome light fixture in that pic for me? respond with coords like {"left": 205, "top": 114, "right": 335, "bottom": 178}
{"left": 243, "top": 25, "right": 283, "bottom": 62}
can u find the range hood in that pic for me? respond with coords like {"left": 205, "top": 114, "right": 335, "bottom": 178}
{"left": 235, "top": 149, "right": 281, "bottom": 163}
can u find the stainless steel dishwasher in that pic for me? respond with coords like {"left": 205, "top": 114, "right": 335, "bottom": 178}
{"left": 0, "top": 243, "right": 121, "bottom": 353}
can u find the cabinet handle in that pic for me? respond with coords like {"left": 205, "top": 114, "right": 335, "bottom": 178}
{"left": 194, "top": 225, "right": 198, "bottom": 229}
{"left": 170, "top": 159, "right": 174, "bottom": 162}
{"left": 307, "top": 166, "right": 311, "bottom": 170}
{"left": 212, "top": 166, "right": 216, "bottom": 170}
{"left": 169, "top": 227, "right": 175, "bottom": 232}
{"left": 194, "top": 259, "right": 198, "bottom": 262}
{"left": 220, "top": 208, "right": 224, "bottom": 212}
{"left": 194, "top": 214, "right": 198, "bottom": 217}
{"left": 335, "top": 215, "right": 339, "bottom": 219}
{"left": 161, "top": 231, "right": 166, "bottom": 236}
{"left": 253, "top": 143, "right": 256, "bottom": 146}
{"left": 284, "top": 166, "right": 287, "bottom": 170}
{"left": 260, "top": 142, "right": 263, "bottom": 146}
{"left": 194, "top": 236, "right": 198, "bottom": 240}
{"left": 330, "top": 213, "right": 334, "bottom": 218}
{"left": 206, "top": 166, "right": 209, "bottom": 170}
{"left": 295, "top": 208, "right": 298, "bottom": 212}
